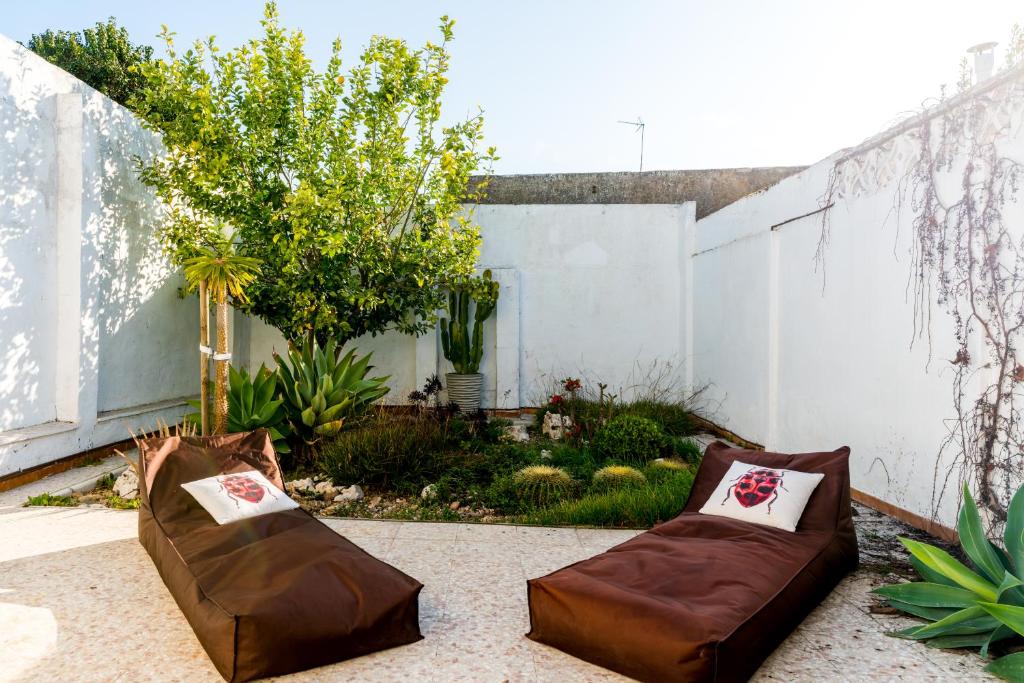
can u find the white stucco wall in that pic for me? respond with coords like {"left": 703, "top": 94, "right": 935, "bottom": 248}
{"left": 243, "top": 203, "right": 697, "bottom": 410}
{"left": 693, "top": 80, "right": 1024, "bottom": 528}
{"left": 0, "top": 36, "right": 196, "bottom": 478}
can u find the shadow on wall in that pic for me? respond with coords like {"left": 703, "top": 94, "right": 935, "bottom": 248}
{"left": 83, "top": 91, "right": 195, "bottom": 413}
{"left": 0, "top": 52, "right": 52, "bottom": 432}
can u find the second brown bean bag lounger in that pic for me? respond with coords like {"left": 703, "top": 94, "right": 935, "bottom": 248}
{"left": 527, "top": 441, "right": 859, "bottom": 682}
{"left": 138, "top": 430, "right": 423, "bottom": 682}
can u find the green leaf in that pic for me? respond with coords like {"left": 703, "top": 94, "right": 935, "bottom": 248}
{"left": 984, "top": 625, "right": 1018, "bottom": 657}
{"left": 300, "top": 406, "right": 316, "bottom": 428}
{"left": 910, "top": 555, "right": 959, "bottom": 587}
{"left": 1006, "top": 485, "right": 1024, "bottom": 576}
{"left": 900, "top": 537, "right": 998, "bottom": 601}
{"left": 979, "top": 602, "right": 1024, "bottom": 637}
{"left": 872, "top": 583, "right": 978, "bottom": 608}
{"left": 986, "top": 652, "right": 1024, "bottom": 680}
{"left": 886, "top": 600, "right": 957, "bottom": 622}
{"left": 998, "top": 572, "right": 1024, "bottom": 601}
{"left": 906, "top": 607, "right": 998, "bottom": 639}
{"left": 925, "top": 633, "right": 992, "bottom": 649}
{"left": 959, "top": 484, "right": 1008, "bottom": 584}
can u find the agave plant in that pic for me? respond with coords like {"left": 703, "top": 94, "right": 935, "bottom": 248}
{"left": 226, "top": 364, "right": 291, "bottom": 453}
{"left": 274, "top": 338, "right": 390, "bottom": 448}
{"left": 185, "top": 365, "right": 291, "bottom": 453}
{"left": 873, "top": 484, "right": 1024, "bottom": 679}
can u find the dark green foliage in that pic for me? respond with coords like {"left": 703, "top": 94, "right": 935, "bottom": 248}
{"left": 670, "top": 437, "right": 703, "bottom": 464}
{"left": 590, "top": 415, "right": 668, "bottom": 465}
{"left": 95, "top": 472, "right": 117, "bottom": 489}
{"left": 24, "top": 493, "right": 77, "bottom": 507}
{"left": 440, "top": 270, "right": 499, "bottom": 374}
{"left": 521, "top": 469, "right": 695, "bottom": 528}
{"left": 546, "top": 444, "right": 599, "bottom": 481}
{"left": 26, "top": 18, "right": 153, "bottom": 107}
{"left": 317, "top": 414, "right": 456, "bottom": 489}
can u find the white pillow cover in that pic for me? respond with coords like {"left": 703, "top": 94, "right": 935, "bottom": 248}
{"left": 181, "top": 470, "right": 298, "bottom": 525}
{"left": 698, "top": 460, "right": 824, "bottom": 532}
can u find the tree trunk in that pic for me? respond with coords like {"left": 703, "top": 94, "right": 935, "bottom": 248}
{"left": 199, "top": 280, "right": 210, "bottom": 436}
{"left": 213, "top": 284, "right": 229, "bottom": 434}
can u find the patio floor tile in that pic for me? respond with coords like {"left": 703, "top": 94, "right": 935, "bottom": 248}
{"left": 0, "top": 472, "right": 1001, "bottom": 682}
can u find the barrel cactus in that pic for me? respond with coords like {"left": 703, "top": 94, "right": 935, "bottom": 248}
{"left": 592, "top": 465, "right": 647, "bottom": 491}
{"left": 512, "top": 465, "right": 574, "bottom": 507}
{"left": 649, "top": 457, "right": 688, "bottom": 472}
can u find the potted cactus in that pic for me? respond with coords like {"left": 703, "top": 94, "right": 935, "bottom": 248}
{"left": 440, "top": 270, "right": 499, "bottom": 413}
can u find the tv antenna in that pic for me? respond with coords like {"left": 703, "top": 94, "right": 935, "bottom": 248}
{"left": 617, "top": 117, "right": 645, "bottom": 172}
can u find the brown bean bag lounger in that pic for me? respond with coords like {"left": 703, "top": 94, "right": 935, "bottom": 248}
{"left": 527, "top": 442, "right": 859, "bottom": 682}
{"left": 138, "top": 430, "right": 423, "bottom": 682}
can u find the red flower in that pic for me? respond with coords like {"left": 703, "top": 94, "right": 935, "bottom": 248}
{"left": 549, "top": 394, "right": 564, "bottom": 406}
{"left": 562, "top": 378, "right": 582, "bottom": 393}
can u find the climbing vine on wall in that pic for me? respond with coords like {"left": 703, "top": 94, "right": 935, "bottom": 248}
{"left": 819, "top": 68, "right": 1024, "bottom": 526}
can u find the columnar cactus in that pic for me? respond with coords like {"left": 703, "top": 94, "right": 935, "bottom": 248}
{"left": 440, "top": 270, "right": 499, "bottom": 374}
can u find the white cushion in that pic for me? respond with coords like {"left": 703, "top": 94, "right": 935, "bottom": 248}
{"left": 698, "top": 460, "right": 824, "bottom": 532}
{"left": 181, "top": 470, "right": 298, "bottom": 525}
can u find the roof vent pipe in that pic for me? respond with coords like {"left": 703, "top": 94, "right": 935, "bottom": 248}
{"left": 967, "top": 42, "right": 998, "bottom": 83}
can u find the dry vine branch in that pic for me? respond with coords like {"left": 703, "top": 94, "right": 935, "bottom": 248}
{"left": 819, "top": 71, "right": 1024, "bottom": 527}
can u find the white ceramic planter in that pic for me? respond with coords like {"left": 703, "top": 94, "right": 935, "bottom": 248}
{"left": 446, "top": 373, "right": 484, "bottom": 413}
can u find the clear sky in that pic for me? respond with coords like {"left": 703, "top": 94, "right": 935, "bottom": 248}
{"left": 2, "top": 1, "right": 1020, "bottom": 173}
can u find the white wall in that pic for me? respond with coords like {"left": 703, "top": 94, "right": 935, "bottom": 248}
{"left": 693, "top": 79, "right": 1024, "bottom": 528}
{"left": 243, "top": 203, "right": 697, "bottom": 410}
{"left": 0, "top": 36, "right": 195, "bottom": 478}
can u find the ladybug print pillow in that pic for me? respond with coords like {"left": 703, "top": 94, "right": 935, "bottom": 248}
{"left": 698, "top": 460, "right": 824, "bottom": 532}
{"left": 181, "top": 470, "right": 299, "bottom": 525}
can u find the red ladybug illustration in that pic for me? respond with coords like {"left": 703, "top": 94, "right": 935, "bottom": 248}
{"left": 722, "top": 467, "right": 787, "bottom": 513}
{"left": 219, "top": 473, "right": 269, "bottom": 505}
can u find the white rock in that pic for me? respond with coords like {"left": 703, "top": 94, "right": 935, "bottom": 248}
{"left": 542, "top": 413, "right": 574, "bottom": 440}
{"left": 314, "top": 480, "right": 338, "bottom": 501}
{"left": 421, "top": 484, "right": 437, "bottom": 500}
{"left": 286, "top": 478, "right": 315, "bottom": 495}
{"left": 112, "top": 468, "right": 139, "bottom": 501}
{"left": 502, "top": 424, "right": 531, "bottom": 443}
{"left": 540, "top": 449, "right": 553, "bottom": 460}
{"left": 333, "top": 485, "right": 364, "bottom": 504}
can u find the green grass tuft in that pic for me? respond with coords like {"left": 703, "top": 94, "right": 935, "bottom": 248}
{"left": 24, "top": 493, "right": 78, "bottom": 507}
{"left": 520, "top": 469, "right": 695, "bottom": 528}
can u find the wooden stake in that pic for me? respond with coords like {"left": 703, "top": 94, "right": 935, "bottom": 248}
{"left": 213, "top": 283, "right": 229, "bottom": 434}
{"left": 199, "top": 280, "right": 210, "bottom": 436}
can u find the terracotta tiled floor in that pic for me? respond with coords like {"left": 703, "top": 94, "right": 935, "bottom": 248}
{"left": 0, "top": 462, "right": 995, "bottom": 682}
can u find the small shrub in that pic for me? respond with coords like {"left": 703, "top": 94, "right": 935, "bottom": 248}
{"left": 670, "top": 437, "right": 703, "bottom": 464}
{"left": 473, "top": 417, "right": 511, "bottom": 445}
{"left": 24, "top": 493, "right": 77, "bottom": 507}
{"left": 591, "top": 415, "right": 667, "bottom": 465}
{"left": 545, "top": 444, "right": 599, "bottom": 480}
{"left": 522, "top": 469, "right": 695, "bottom": 527}
{"left": 592, "top": 465, "right": 646, "bottom": 492}
{"left": 622, "top": 399, "right": 695, "bottom": 436}
{"left": 482, "top": 473, "right": 523, "bottom": 512}
{"left": 317, "top": 414, "right": 456, "bottom": 488}
{"left": 512, "top": 465, "right": 575, "bottom": 508}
